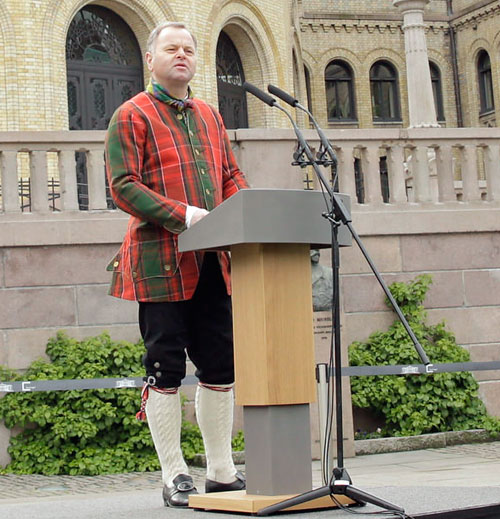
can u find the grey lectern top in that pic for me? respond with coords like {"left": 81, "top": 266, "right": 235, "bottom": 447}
{"left": 178, "top": 188, "right": 351, "bottom": 252}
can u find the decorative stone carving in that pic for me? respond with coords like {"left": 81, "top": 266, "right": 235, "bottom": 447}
{"left": 311, "top": 249, "right": 334, "bottom": 311}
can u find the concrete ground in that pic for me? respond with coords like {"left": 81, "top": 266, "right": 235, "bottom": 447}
{"left": 1, "top": 441, "right": 500, "bottom": 519}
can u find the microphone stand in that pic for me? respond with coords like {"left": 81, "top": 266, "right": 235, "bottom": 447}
{"left": 243, "top": 82, "right": 432, "bottom": 517}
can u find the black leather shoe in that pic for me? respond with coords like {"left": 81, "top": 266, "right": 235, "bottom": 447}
{"left": 205, "top": 471, "right": 246, "bottom": 493}
{"left": 163, "top": 474, "right": 198, "bottom": 507}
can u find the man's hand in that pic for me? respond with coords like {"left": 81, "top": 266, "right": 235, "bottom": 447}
{"left": 189, "top": 208, "right": 209, "bottom": 227}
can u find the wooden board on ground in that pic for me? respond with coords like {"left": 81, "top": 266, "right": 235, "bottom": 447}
{"left": 189, "top": 490, "right": 356, "bottom": 514}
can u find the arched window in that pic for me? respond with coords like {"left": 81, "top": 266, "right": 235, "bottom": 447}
{"left": 325, "top": 60, "right": 356, "bottom": 121}
{"left": 66, "top": 5, "right": 143, "bottom": 131}
{"left": 477, "top": 50, "right": 495, "bottom": 114}
{"left": 370, "top": 61, "right": 401, "bottom": 122}
{"left": 216, "top": 31, "right": 248, "bottom": 129}
{"left": 66, "top": 6, "right": 143, "bottom": 209}
{"left": 430, "top": 62, "right": 445, "bottom": 121}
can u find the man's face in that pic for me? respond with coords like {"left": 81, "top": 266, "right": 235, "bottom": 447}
{"left": 146, "top": 27, "right": 197, "bottom": 94}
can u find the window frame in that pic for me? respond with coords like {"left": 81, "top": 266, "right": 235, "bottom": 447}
{"left": 477, "top": 50, "right": 495, "bottom": 115}
{"left": 324, "top": 60, "right": 357, "bottom": 122}
{"left": 429, "top": 61, "right": 445, "bottom": 122}
{"left": 370, "top": 60, "right": 401, "bottom": 123}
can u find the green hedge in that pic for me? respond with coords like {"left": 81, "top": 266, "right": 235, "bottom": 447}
{"left": 0, "top": 332, "right": 242, "bottom": 475}
{"left": 349, "top": 274, "right": 500, "bottom": 438}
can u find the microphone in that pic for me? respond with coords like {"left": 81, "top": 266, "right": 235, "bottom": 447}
{"left": 267, "top": 84, "right": 298, "bottom": 107}
{"left": 243, "top": 82, "right": 316, "bottom": 168}
{"left": 243, "top": 81, "right": 342, "bottom": 209}
{"left": 267, "top": 84, "right": 338, "bottom": 168}
{"left": 242, "top": 82, "right": 276, "bottom": 107}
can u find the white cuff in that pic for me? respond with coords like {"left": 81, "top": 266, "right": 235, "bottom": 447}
{"left": 185, "top": 205, "right": 200, "bottom": 228}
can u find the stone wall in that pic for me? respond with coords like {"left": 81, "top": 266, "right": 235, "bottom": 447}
{"left": 0, "top": 0, "right": 296, "bottom": 131}
{"left": 1, "top": 127, "right": 500, "bottom": 466}
{"left": 1, "top": 202, "right": 499, "bottom": 465}
{"left": 1, "top": 1, "right": 500, "bottom": 133}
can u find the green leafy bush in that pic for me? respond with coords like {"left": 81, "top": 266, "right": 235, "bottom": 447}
{"left": 349, "top": 274, "right": 500, "bottom": 438}
{"left": 0, "top": 331, "right": 243, "bottom": 475}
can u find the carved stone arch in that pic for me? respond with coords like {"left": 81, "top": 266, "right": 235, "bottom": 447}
{"left": 317, "top": 49, "right": 362, "bottom": 98}
{"left": 493, "top": 29, "right": 500, "bottom": 57}
{"left": 219, "top": 21, "right": 268, "bottom": 127}
{"left": 40, "top": 0, "right": 173, "bottom": 129}
{"left": 365, "top": 49, "right": 406, "bottom": 75}
{"left": 469, "top": 39, "right": 493, "bottom": 60}
{"left": 216, "top": 30, "right": 249, "bottom": 129}
{"left": 0, "top": 5, "right": 19, "bottom": 130}
{"left": 318, "top": 49, "right": 361, "bottom": 76}
{"left": 65, "top": 5, "right": 144, "bottom": 131}
{"left": 291, "top": 27, "right": 307, "bottom": 110}
{"left": 302, "top": 49, "right": 319, "bottom": 67}
{"left": 302, "top": 60, "right": 313, "bottom": 115}
{"left": 427, "top": 48, "right": 448, "bottom": 65}
{"left": 205, "top": 1, "right": 283, "bottom": 128}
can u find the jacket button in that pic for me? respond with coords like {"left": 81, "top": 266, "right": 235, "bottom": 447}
{"left": 113, "top": 261, "right": 119, "bottom": 268}
{"left": 132, "top": 271, "right": 137, "bottom": 278}
{"left": 164, "top": 264, "right": 171, "bottom": 271}
{"left": 155, "top": 371, "right": 162, "bottom": 378}
{"left": 154, "top": 362, "right": 161, "bottom": 368}
{"left": 177, "top": 113, "right": 183, "bottom": 120}
{"left": 205, "top": 188, "right": 210, "bottom": 195}
{"left": 195, "top": 149, "right": 200, "bottom": 155}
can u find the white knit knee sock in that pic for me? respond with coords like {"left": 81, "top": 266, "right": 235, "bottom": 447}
{"left": 145, "top": 388, "right": 189, "bottom": 486}
{"left": 195, "top": 383, "right": 237, "bottom": 483}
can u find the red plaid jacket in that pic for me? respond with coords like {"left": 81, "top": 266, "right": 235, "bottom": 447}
{"left": 105, "top": 91, "right": 248, "bottom": 302}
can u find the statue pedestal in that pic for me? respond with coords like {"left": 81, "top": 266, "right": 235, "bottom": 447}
{"left": 313, "top": 311, "right": 355, "bottom": 460}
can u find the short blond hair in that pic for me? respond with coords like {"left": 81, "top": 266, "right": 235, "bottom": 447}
{"left": 147, "top": 22, "right": 197, "bottom": 54}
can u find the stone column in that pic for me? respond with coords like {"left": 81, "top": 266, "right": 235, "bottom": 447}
{"left": 394, "top": 0, "right": 439, "bottom": 128}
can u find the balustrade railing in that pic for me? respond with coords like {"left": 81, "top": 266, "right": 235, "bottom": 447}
{"left": 0, "top": 131, "right": 108, "bottom": 214}
{"left": 320, "top": 127, "right": 500, "bottom": 205}
{"left": 1, "top": 128, "right": 499, "bottom": 215}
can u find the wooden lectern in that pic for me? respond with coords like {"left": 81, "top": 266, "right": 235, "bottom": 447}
{"left": 178, "top": 189, "right": 353, "bottom": 513}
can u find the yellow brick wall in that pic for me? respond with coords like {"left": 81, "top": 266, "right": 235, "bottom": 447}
{"left": 452, "top": 0, "right": 489, "bottom": 12}
{"left": 0, "top": 0, "right": 298, "bottom": 131}
{"left": 0, "top": 3, "right": 15, "bottom": 131}
{"left": 302, "top": 0, "right": 448, "bottom": 16}
{"left": 0, "top": 0, "right": 498, "bottom": 131}
{"left": 299, "top": 2, "right": 500, "bottom": 130}
{"left": 452, "top": 2, "right": 500, "bottom": 127}
{"left": 190, "top": 0, "right": 293, "bottom": 128}
{"left": 300, "top": 18, "right": 410, "bottom": 128}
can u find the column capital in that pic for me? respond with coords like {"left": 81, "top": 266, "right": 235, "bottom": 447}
{"left": 393, "top": 0, "right": 430, "bottom": 12}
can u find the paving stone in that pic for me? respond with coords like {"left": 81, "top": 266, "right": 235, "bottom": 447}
{"left": 1, "top": 442, "right": 500, "bottom": 500}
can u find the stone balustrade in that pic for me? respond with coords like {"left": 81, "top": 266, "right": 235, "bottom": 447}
{"left": 1, "top": 128, "right": 500, "bottom": 215}
{"left": 1, "top": 128, "right": 500, "bottom": 461}
{"left": 0, "top": 131, "right": 107, "bottom": 213}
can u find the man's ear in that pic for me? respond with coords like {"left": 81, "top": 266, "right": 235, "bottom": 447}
{"left": 145, "top": 51, "right": 153, "bottom": 71}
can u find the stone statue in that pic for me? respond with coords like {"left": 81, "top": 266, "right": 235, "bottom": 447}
{"left": 310, "top": 249, "right": 334, "bottom": 311}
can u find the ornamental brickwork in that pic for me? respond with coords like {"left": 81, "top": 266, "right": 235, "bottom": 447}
{"left": 0, "top": 1, "right": 498, "bottom": 130}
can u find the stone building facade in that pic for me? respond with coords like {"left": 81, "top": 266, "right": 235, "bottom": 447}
{"left": 0, "top": 1, "right": 499, "bottom": 132}
{"left": 1, "top": 0, "right": 500, "bottom": 465}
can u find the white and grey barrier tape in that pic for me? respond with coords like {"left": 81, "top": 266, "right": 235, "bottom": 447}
{"left": 0, "top": 375, "right": 200, "bottom": 393}
{"left": 1, "top": 362, "right": 499, "bottom": 393}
